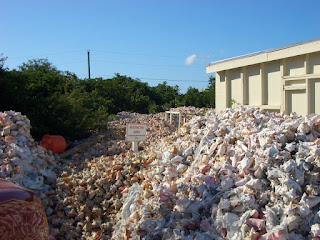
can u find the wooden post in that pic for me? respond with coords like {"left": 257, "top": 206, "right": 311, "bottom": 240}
{"left": 87, "top": 50, "right": 91, "bottom": 79}
{"left": 132, "top": 141, "right": 138, "bottom": 152}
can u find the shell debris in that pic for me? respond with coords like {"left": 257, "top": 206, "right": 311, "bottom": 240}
{"left": 111, "top": 107, "right": 320, "bottom": 240}
{"left": 1, "top": 107, "right": 320, "bottom": 239}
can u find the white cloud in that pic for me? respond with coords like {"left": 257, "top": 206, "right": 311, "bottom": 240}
{"left": 219, "top": 49, "right": 225, "bottom": 54}
{"left": 185, "top": 54, "right": 197, "bottom": 65}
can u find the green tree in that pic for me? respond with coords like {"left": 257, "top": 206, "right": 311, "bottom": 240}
{"left": 182, "top": 87, "right": 203, "bottom": 107}
{"left": 150, "top": 81, "right": 180, "bottom": 111}
{"left": 179, "top": 76, "right": 215, "bottom": 108}
{"left": 0, "top": 54, "right": 7, "bottom": 71}
{"left": 1, "top": 57, "right": 218, "bottom": 141}
{"left": 202, "top": 75, "right": 215, "bottom": 108}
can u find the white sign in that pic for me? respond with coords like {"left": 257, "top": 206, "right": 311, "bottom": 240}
{"left": 126, "top": 124, "right": 147, "bottom": 141}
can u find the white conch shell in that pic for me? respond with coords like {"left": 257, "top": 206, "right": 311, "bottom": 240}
{"left": 311, "top": 224, "right": 320, "bottom": 237}
{"left": 299, "top": 193, "right": 320, "bottom": 208}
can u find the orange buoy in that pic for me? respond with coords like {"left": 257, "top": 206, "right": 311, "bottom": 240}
{"left": 41, "top": 135, "right": 66, "bottom": 154}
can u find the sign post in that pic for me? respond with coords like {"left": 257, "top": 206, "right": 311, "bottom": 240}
{"left": 132, "top": 141, "right": 138, "bottom": 152}
{"left": 125, "top": 124, "right": 147, "bottom": 152}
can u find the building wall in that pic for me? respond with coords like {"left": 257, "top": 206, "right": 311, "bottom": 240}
{"left": 311, "top": 79, "right": 320, "bottom": 113}
{"left": 309, "top": 52, "right": 320, "bottom": 114}
{"left": 310, "top": 52, "right": 320, "bottom": 74}
{"left": 215, "top": 71, "right": 227, "bottom": 112}
{"left": 246, "top": 64, "right": 261, "bottom": 106}
{"left": 286, "top": 55, "right": 305, "bottom": 76}
{"left": 229, "top": 68, "right": 242, "bottom": 106}
{"left": 265, "top": 60, "right": 281, "bottom": 106}
{"left": 214, "top": 50, "right": 320, "bottom": 115}
{"left": 286, "top": 90, "right": 307, "bottom": 116}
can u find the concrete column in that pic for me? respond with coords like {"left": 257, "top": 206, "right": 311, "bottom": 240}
{"left": 305, "top": 53, "right": 310, "bottom": 74}
{"left": 226, "top": 70, "right": 230, "bottom": 108}
{"left": 240, "top": 67, "right": 244, "bottom": 105}
{"left": 215, "top": 72, "right": 225, "bottom": 112}
{"left": 242, "top": 66, "right": 248, "bottom": 105}
{"left": 280, "top": 59, "right": 287, "bottom": 113}
{"left": 306, "top": 78, "right": 311, "bottom": 115}
{"left": 261, "top": 63, "right": 266, "bottom": 105}
{"left": 305, "top": 54, "right": 310, "bottom": 115}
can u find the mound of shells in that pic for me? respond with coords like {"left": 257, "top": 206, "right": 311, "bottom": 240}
{"left": 0, "top": 111, "right": 60, "bottom": 193}
{"left": 0, "top": 108, "right": 203, "bottom": 239}
{"left": 2, "top": 106, "right": 320, "bottom": 239}
{"left": 111, "top": 107, "right": 320, "bottom": 239}
{"left": 45, "top": 108, "right": 202, "bottom": 239}
{"left": 169, "top": 106, "right": 205, "bottom": 116}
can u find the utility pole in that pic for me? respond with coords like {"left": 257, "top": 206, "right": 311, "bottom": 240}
{"left": 87, "top": 50, "right": 91, "bottom": 79}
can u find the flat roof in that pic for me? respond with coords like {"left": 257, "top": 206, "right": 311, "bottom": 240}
{"left": 206, "top": 38, "right": 320, "bottom": 73}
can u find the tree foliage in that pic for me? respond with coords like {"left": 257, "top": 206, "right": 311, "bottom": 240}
{"left": 180, "top": 75, "right": 215, "bottom": 108}
{"left": 0, "top": 54, "right": 7, "bottom": 70}
{"left": 0, "top": 57, "right": 215, "bottom": 140}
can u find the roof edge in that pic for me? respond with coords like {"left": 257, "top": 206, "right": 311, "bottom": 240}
{"left": 207, "top": 38, "right": 320, "bottom": 68}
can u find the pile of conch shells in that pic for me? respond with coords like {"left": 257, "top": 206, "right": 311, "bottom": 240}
{"left": 1, "top": 107, "right": 320, "bottom": 240}
{"left": 44, "top": 110, "right": 184, "bottom": 239}
{"left": 112, "top": 107, "right": 320, "bottom": 240}
{"left": 0, "top": 111, "right": 60, "bottom": 192}
{"left": 169, "top": 106, "right": 205, "bottom": 116}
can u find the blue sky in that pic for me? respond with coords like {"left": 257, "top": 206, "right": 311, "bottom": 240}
{"left": 1, "top": 0, "right": 320, "bottom": 93}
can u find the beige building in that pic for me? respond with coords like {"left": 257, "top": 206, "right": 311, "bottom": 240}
{"left": 206, "top": 38, "right": 320, "bottom": 116}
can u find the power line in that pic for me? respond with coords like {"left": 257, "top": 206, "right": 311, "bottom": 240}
{"left": 90, "top": 49, "right": 184, "bottom": 59}
{"left": 99, "top": 75, "right": 208, "bottom": 83}
{"left": 55, "top": 61, "right": 87, "bottom": 66}
{"left": 5, "top": 50, "right": 213, "bottom": 83}
{"left": 139, "top": 77, "right": 208, "bottom": 83}
{"left": 7, "top": 49, "right": 222, "bottom": 62}
{"left": 6, "top": 50, "right": 222, "bottom": 69}
{"left": 45, "top": 72, "right": 208, "bottom": 83}
{"left": 7, "top": 50, "right": 84, "bottom": 60}
{"left": 91, "top": 49, "right": 223, "bottom": 61}
{"left": 91, "top": 59, "right": 188, "bottom": 68}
